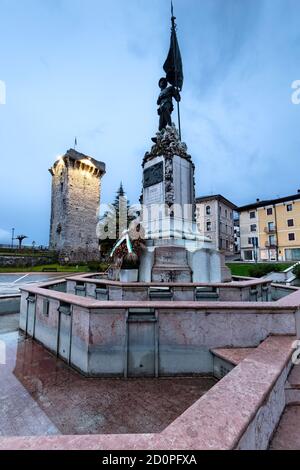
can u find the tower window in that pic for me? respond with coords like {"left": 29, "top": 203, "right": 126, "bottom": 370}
{"left": 206, "top": 206, "right": 211, "bottom": 215}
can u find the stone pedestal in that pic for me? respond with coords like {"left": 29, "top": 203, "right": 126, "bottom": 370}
{"left": 152, "top": 246, "right": 192, "bottom": 282}
{"left": 139, "top": 125, "right": 231, "bottom": 284}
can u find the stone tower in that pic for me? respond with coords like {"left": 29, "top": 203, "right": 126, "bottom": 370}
{"left": 49, "top": 149, "right": 106, "bottom": 262}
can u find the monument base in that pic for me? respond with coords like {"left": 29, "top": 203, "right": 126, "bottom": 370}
{"left": 139, "top": 238, "right": 231, "bottom": 283}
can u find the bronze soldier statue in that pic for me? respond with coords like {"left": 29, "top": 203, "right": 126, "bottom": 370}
{"left": 157, "top": 77, "right": 181, "bottom": 131}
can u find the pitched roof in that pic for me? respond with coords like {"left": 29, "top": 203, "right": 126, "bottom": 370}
{"left": 195, "top": 194, "right": 238, "bottom": 210}
{"left": 238, "top": 193, "right": 300, "bottom": 212}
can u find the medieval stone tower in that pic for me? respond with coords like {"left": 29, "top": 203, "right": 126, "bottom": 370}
{"left": 49, "top": 149, "right": 106, "bottom": 262}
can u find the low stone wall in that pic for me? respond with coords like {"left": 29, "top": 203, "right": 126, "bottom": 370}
{"left": 19, "top": 283, "right": 299, "bottom": 377}
{"left": 65, "top": 276, "right": 272, "bottom": 303}
{"left": 0, "top": 295, "right": 21, "bottom": 314}
{"left": 271, "top": 284, "right": 299, "bottom": 301}
{"left": 0, "top": 255, "right": 55, "bottom": 268}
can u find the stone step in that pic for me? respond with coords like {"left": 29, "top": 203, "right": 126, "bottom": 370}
{"left": 211, "top": 347, "right": 255, "bottom": 379}
{"left": 285, "top": 388, "right": 300, "bottom": 405}
{"left": 285, "top": 365, "right": 300, "bottom": 404}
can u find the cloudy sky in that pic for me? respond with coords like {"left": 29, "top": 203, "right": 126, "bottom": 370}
{"left": 0, "top": 0, "right": 300, "bottom": 245}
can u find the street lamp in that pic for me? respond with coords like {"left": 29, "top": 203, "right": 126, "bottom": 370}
{"left": 11, "top": 228, "right": 15, "bottom": 249}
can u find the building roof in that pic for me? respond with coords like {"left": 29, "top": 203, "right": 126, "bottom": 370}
{"left": 238, "top": 192, "right": 300, "bottom": 212}
{"left": 195, "top": 194, "right": 238, "bottom": 210}
{"left": 51, "top": 149, "right": 106, "bottom": 173}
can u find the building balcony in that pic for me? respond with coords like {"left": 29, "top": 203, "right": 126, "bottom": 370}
{"left": 264, "top": 227, "right": 276, "bottom": 234}
{"left": 265, "top": 241, "right": 278, "bottom": 249}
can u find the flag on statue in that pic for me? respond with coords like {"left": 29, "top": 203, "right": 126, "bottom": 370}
{"left": 163, "top": 9, "right": 184, "bottom": 91}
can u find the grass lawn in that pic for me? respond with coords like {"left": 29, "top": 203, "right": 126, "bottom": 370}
{"left": 0, "top": 264, "right": 91, "bottom": 273}
{"left": 227, "top": 263, "right": 294, "bottom": 277}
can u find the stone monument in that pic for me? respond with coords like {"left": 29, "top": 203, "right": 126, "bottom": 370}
{"left": 49, "top": 149, "right": 106, "bottom": 262}
{"left": 138, "top": 7, "right": 231, "bottom": 283}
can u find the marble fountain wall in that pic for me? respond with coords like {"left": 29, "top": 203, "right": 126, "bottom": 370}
{"left": 19, "top": 276, "right": 299, "bottom": 378}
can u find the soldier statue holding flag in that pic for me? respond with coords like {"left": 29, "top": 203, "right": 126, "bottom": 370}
{"left": 157, "top": 77, "right": 181, "bottom": 131}
{"left": 156, "top": 2, "right": 184, "bottom": 137}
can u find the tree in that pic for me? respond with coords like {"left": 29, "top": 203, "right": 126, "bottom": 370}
{"left": 16, "top": 235, "right": 28, "bottom": 249}
{"left": 98, "top": 183, "right": 137, "bottom": 259}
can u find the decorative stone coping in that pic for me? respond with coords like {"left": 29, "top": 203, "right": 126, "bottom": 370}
{"left": 277, "top": 289, "right": 300, "bottom": 306}
{"left": 272, "top": 284, "right": 299, "bottom": 291}
{"left": 211, "top": 348, "right": 255, "bottom": 366}
{"left": 0, "top": 335, "right": 294, "bottom": 450}
{"left": 19, "top": 284, "right": 300, "bottom": 311}
{"left": 65, "top": 274, "right": 272, "bottom": 289}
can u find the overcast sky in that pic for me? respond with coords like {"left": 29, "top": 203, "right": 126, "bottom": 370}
{"left": 0, "top": 0, "right": 300, "bottom": 245}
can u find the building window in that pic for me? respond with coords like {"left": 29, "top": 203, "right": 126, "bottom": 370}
{"left": 248, "top": 237, "right": 252, "bottom": 245}
{"left": 244, "top": 250, "right": 253, "bottom": 261}
{"left": 206, "top": 206, "right": 211, "bottom": 215}
{"left": 206, "top": 221, "right": 212, "bottom": 231}
{"left": 269, "top": 235, "right": 276, "bottom": 246}
{"left": 225, "top": 209, "right": 228, "bottom": 218}
{"left": 285, "top": 248, "right": 300, "bottom": 261}
{"left": 226, "top": 240, "right": 229, "bottom": 249}
{"left": 287, "top": 219, "right": 294, "bottom": 227}
{"left": 287, "top": 204, "right": 293, "bottom": 212}
{"left": 268, "top": 222, "right": 275, "bottom": 232}
{"left": 250, "top": 211, "right": 256, "bottom": 219}
{"left": 267, "top": 208, "right": 273, "bottom": 215}
{"left": 250, "top": 224, "right": 257, "bottom": 232}
{"left": 289, "top": 233, "right": 295, "bottom": 241}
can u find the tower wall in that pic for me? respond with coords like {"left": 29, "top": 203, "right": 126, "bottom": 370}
{"left": 49, "top": 150, "right": 105, "bottom": 262}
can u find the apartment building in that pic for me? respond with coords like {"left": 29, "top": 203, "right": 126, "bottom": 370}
{"left": 196, "top": 195, "right": 237, "bottom": 256}
{"left": 238, "top": 191, "right": 300, "bottom": 262}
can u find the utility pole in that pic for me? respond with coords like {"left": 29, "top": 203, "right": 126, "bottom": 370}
{"left": 11, "top": 228, "right": 15, "bottom": 249}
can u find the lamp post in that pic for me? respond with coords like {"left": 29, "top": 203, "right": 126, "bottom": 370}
{"left": 11, "top": 228, "right": 15, "bottom": 249}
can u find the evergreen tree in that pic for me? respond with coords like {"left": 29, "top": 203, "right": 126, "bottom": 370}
{"left": 99, "top": 183, "right": 136, "bottom": 259}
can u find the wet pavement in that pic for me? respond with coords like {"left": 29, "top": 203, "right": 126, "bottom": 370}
{"left": 0, "top": 314, "right": 216, "bottom": 437}
{"left": 0, "top": 273, "right": 67, "bottom": 296}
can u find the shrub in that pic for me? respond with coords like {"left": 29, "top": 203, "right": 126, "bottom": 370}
{"left": 87, "top": 261, "right": 109, "bottom": 272}
{"left": 293, "top": 264, "right": 300, "bottom": 279}
{"left": 248, "top": 264, "right": 280, "bottom": 278}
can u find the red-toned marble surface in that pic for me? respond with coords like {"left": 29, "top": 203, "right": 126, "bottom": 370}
{"left": 211, "top": 348, "right": 255, "bottom": 366}
{"left": 0, "top": 329, "right": 215, "bottom": 438}
{"left": 0, "top": 334, "right": 294, "bottom": 450}
{"left": 64, "top": 275, "right": 272, "bottom": 289}
{"left": 20, "top": 286, "right": 299, "bottom": 311}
